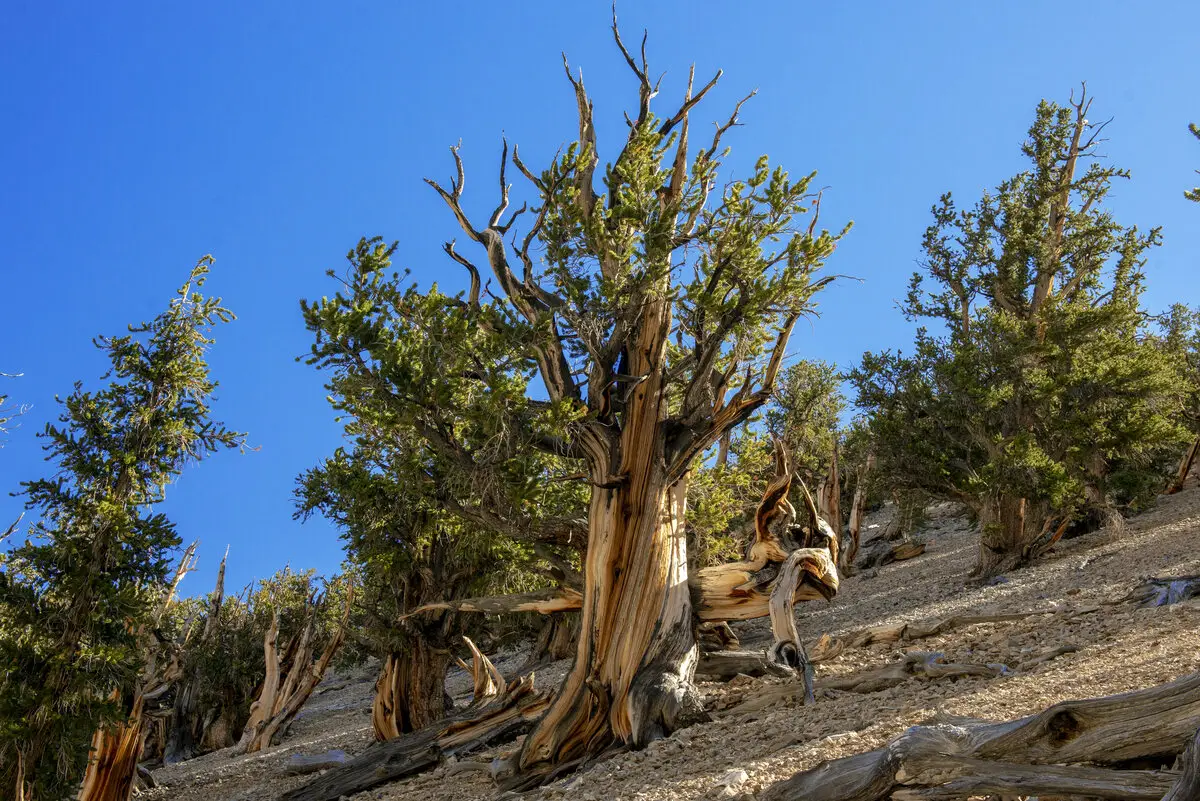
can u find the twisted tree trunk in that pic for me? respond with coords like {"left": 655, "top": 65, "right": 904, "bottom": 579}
{"left": 240, "top": 585, "right": 353, "bottom": 753}
{"left": 372, "top": 646, "right": 453, "bottom": 741}
{"left": 76, "top": 696, "right": 145, "bottom": 801}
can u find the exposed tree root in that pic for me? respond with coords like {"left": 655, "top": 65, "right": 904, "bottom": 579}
{"left": 761, "top": 670, "right": 1200, "bottom": 801}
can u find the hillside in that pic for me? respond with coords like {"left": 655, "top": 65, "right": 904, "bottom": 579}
{"left": 146, "top": 487, "right": 1200, "bottom": 801}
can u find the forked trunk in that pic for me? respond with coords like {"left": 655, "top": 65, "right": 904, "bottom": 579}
{"left": 372, "top": 645, "right": 452, "bottom": 741}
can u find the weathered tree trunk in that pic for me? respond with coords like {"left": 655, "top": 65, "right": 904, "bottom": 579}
{"left": 164, "top": 548, "right": 228, "bottom": 763}
{"left": 817, "top": 437, "right": 840, "bottom": 542}
{"left": 506, "top": 297, "right": 709, "bottom": 779}
{"left": 762, "top": 669, "right": 1200, "bottom": 801}
{"left": 515, "top": 467, "right": 700, "bottom": 773}
{"left": 522, "top": 612, "right": 579, "bottom": 671}
{"left": 974, "top": 494, "right": 1060, "bottom": 577}
{"left": 841, "top": 453, "right": 873, "bottom": 571}
{"left": 1166, "top": 435, "right": 1200, "bottom": 494}
{"left": 240, "top": 585, "right": 353, "bottom": 753}
{"left": 76, "top": 696, "right": 145, "bottom": 801}
{"left": 372, "top": 645, "right": 453, "bottom": 741}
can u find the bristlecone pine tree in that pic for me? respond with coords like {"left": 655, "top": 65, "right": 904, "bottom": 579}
{"left": 0, "top": 258, "right": 245, "bottom": 801}
{"left": 850, "top": 88, "right": 1188, "bottom": 578}
{"left": 295, "top": 436, "right": 568, "bottom": 740}
{"left": 301, "top": 21, "right": 847, "bottom": 782}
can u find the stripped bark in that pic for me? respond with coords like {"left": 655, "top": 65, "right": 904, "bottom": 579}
{"left": 240, "top": 585, "right": 354, "bottom": 754}
{"left": 372, "top": 646, "right": 452, "bottom": 741}
{"left": 164, "top": 547, "right": 229, "bottom": 763}
{"left": 78, "top": 544, "right": 197, "bottom": 800}
{"left": 76, "top": 697, "right": 145, "bottom": 801}
{"left": 1166, "top": 435, "right": 1200, "bottom": 494}
{"left": 762, "top": 669, "right": 1200, "bottom": 801}
{"left": 841, "top": 453, "right": 873, "bottom": 571}
{"left": 458, "top": 636, "right": 505, "bottom": 706}
{"left": 817, "top": 437, "right": 841, "bottom": 543}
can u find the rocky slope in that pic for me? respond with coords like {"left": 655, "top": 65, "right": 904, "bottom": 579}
{"left": 147, "top": 486, "right": 1200, "bottom": 801}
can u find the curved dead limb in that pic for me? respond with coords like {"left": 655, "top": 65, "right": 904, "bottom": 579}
{"left": 1166, "top": 435, "right": 1200, "bottom": 494}
{"left": 406, "top": 443, "right": 840, "bottom": 708}
{"left": 761, "top": 669, "right": 1200, "bottom": 801}
{"left": 280, "top": 675, "right": 551, "bottom": 801}
{"left": 459, "top": 636, "right": 505, "bottom": 705}
{"left": 401, "top": 586, "right": 583, "bottom": 619}
{"left": 240, "top": 583, "right": 354, "bottom": 754}
{"left": 691, "top": 443, "right": 840, "bottom": 701}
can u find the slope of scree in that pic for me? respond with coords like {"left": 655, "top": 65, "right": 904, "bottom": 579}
{"left": 146, "top": 486, "right": 1200, "bottom": 801}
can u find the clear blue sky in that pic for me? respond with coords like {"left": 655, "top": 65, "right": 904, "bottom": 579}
{"left": 2, "top": 2, "right": 1197, "bottom": 597}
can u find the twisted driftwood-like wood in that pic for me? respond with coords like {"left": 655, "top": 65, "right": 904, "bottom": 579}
{"left": 280, "top": 675, "right": 551, "bottom": 801}
{"left": 762, "top": 670, "right": 1200, "bottom": 801}
{"left": 240, "top": 584, "right": 354, "bottom": 754}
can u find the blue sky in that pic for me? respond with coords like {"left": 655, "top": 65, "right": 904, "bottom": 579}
{"left": 2, "top": 1, "right": 1197, "bottom": 597}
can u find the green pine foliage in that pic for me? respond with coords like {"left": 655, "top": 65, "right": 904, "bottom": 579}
{"left": 767, "top": 359, "right": 845, "bottom": 485}
{"left": 295, "top": 435, "right": 554, "bottom": 664}
{"left": 0, "top": 258, "right": 246, "bottom": 800}
{"left": 849, "top": 92, "right": 1188, "bottom": 575}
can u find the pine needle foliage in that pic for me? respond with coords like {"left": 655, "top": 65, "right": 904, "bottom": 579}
{"left": 849, "top": 91, "right": 1188, "bottom": 576}
{"left": 0, "top": 258, "right": 246, "bottom": 800}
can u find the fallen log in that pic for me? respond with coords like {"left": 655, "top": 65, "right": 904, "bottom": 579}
{"left": 695, "top": 650, "right": 798, "bottom": 681}
{"left": 840, "top": 610, "right": 1052, "bottom": 649}
{"left": 279, "top": 675, "right": 550, "bottom": 801}
{"left": 1125, "top": 575, "right": 1200, "bottom": 607}
{"left": 856, "top": 538, "right": 926, "bottom": 570}
{"left": 761, "top": 669, "right": 1200, "bottom": 801}
{"left": 736, "top": 651, "right": 1010, "bottom": 713}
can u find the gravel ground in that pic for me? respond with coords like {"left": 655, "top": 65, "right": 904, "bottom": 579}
{"left": 146, "top": 485, "right": 1200, "bottom": 801}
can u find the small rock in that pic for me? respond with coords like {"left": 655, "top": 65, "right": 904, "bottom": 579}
{"left": 985, "top": 575, "right": 1010, "bottom": 586}
{"left": 707, "top": 768, "right": 749, "bottom": 799}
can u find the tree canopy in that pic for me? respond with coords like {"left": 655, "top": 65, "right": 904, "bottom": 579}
{"left": 0, "top": 258, "right": 245, "bottom": 801}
